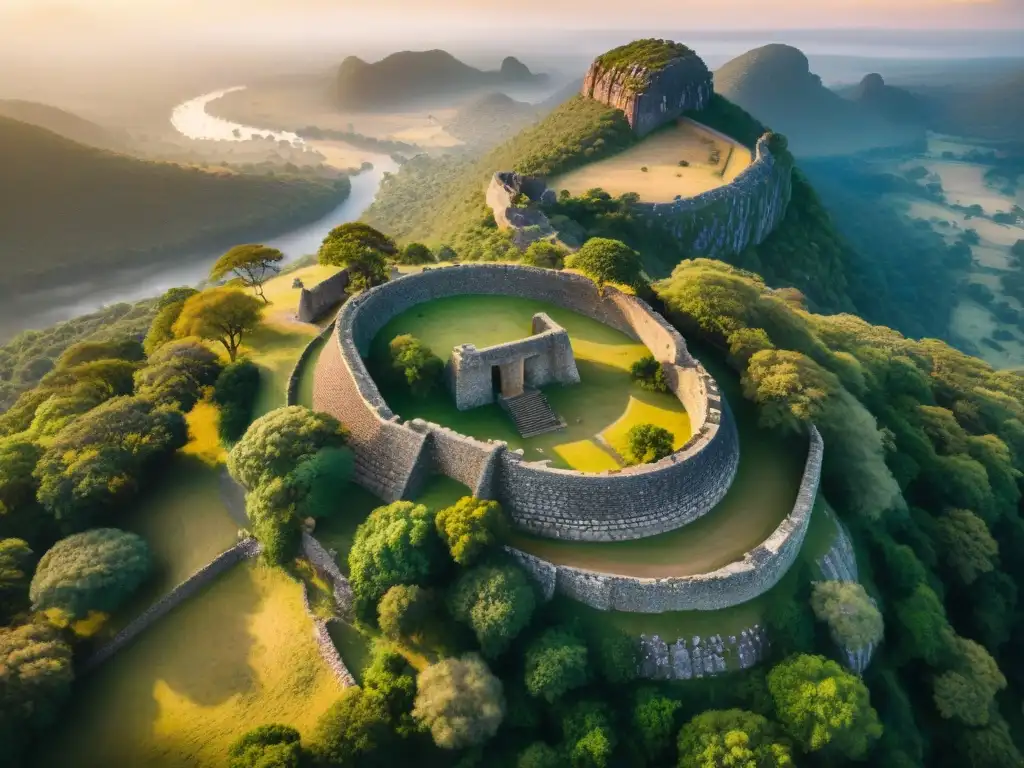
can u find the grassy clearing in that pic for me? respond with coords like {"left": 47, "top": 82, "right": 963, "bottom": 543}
{"left": 181, "top": 400, "right": 226, "bottom": 466}
{"left": 35, "top": 562, "right": 340, "bottom": 768}
{"left": 550, "top": 119, "right": 751, "bottom": 202}
{"left": 371, "top": 294, "right": 690, "bottom": 470}
{"left": 601, "top": 397, "right": 691, "bottom": 459}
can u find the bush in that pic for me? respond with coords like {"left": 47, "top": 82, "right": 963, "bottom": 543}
{"left": 435, "top": 497, "right": 505, "bottom": 566}
{"left": 524, "top": 627, "right": 588, "bottom": 702}
{"left": 30, "top": 528, "right": 150, "bottom": 619}
{"left": 227, "top": 724, "right": 303, "bottom": 768}
{"left": 629, "top": 355, "right": 668, "bottom": 393}
{"left": 566, "top": 237, "right": 643, "bottom": 287}
{"left": 388, "top": 334, "right": 444, "bottom": 398}
{"left": 289, "top": 447, "right": 355, "bottom": 520}
{"left": 412, "top": 654, "right": 505, "bottom": 749}
{"left": 448, "top": 564, "right": 536, "bottom": 658}
{"left": 378, "top": 584, "right": 433, "bottom": 639}
{"left": 134, "top": 339, "right": 223, "bottom": 411}
{"left": 397, "top": 242, "right": 435, "bottom": 265}
{"left": 213, "top": 359, "right": 261, "bottom": 444}
{"left": 625, "top": 423, "right": 674, "bottom": 464}
{"left": 522, "top": 240, "right": 566, "bottom": 269}
{"left": 810, "top": 581, "right": 884, "bottom": 651}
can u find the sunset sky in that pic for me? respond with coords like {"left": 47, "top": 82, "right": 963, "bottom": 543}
{"left": 3, "top": 0, "right": 1023, "bottom": 30}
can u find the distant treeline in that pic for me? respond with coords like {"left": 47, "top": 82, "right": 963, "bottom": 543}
{"left": 297, "top": 126, "right": 418, "bottom": 154}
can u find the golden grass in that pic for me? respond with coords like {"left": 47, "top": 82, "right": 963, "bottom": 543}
{"left": 602, "top": 396, "right": 693, "bottom": 460}
{"left": 36, "top": 562, "right": 341, "bottom": 768}
{"left": 181, "top": 400, "right": 226, "bottom": 466}
{"left": 553, "top": 439, "right": 620, "bottom": 472}
{"left": 550, "top": 119, "right": 751, "bottom": 202}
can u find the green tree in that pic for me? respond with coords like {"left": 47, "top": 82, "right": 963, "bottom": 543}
{"left": 448, "top": 564, "right": 536, "bottom": 658}
{"left": 227, "top": 724, "right": 303, "bottom": 768}
{"left": 173, "top": 287, "right": 264, "bottom": 361}
{"left": 30, "top": 528, "right": 150, "bottom": 619}
{"left": 727, "top": 327, "right": 776, "bottom": 367}
{"left": 412, "top": 654, "right": 505, "bottom": 749}
{"left": 891, "top": 583, "right": 955, "bottom": 665}
{"left": 134, "top": 339, "right": 223, "bottom": 411}
{"left": 523, "top": 240, "right": 566, "bottom": 269}
{"left": 742, "top": 350, "right": 839, "bottom": 433}
{"left": 630, "top": 355, "right": 668, "bottom": 392}
{"left": 933, "top": 636, "right": 1006, "bottom": 726}
{"left": 524, "top": 626, "right": 589, "bottom": 702}
{"left": 435, "top": 497, "right": 505, "bottom": 566}
{"left": 348, "top": 501, "right": 444, "bottom": 617}
{"left": 397, "top": 242, "right": 434, "bottom": 265}
{"left": 228, "top": 406, "right": 348, "bottom": 490}
{"left": 144, "top": 287, "right": 199, "bottom": 354}
{"left": 319, "top": 222, "right": 398, "bottom": 266}
{"left": 378, "top": 584, "right": 433, "bottom": 640}
{"left": 518, "top": 742, "right": 561, "bottom": 768}
{"left": 210, "top": 244, "right": 284, "bottom": 303}
{"left": 55, "top": 338, "right": 145, "bottom": 370}
{"left": 934, "top": 508, "right": 998, "bottom": 585}
{"left": 361, "top": 641, "right": 419, "bottom": 737}
{"left": 0, "top": 538, "right": 33, "bottom": 622}
{"left": 0, "top": 623, "right": 74, "bottom": 767}
{"left": 626, "top": 423, "right": 674, "bottom": 464}
{"left": 289, "top": 447, "right": 355, "bottom": 520}
{"left": 566, "top": 237, "right": 643, "bottom": 286}
{"left": 0, "top": 437, "right": 43, "bottom": 542}
{"left": 388, "top": 335, "right": 444, "bottom": 398}
{"left": 677, "top": 709, "right": 794, "bottom": 768}
{"left": 308, "top": 685, "right": 395, "bottom": 766}
{"left": 596, "top": 630, "right": 638, "bottom": 684}
{"left": 810, "top": 581, "right": 884, "bottom": 651}
{"left": 562, "top": 700, "right": 616, "bottom": 768}
{"left": 954, "top": 714, "right": 1024, "bottom": 768}
{"left": 767, "top": 654, "right": 882, "bottom": 759}
{"left": 632, "top": 687, "right": 681, "bottom": 762}
{"left": 213, "top": 359, "right": 261, "bottom": 444}
{"left": 34, "top": 396, "right": 187, "bottom": 531}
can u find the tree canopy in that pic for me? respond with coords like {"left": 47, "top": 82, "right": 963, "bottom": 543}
{"left": 626, "top": 423, "right": 674, "bottom": 464}
{"left": 435, "top": 496, "right": 505, "bottom": 566}
{"left": 133, "top": 339, "right": 223, "bottom": 411}
{"left": 388, "top": 334, "right": 444, "bottom": 398}
{"left": 210, "top": 244, "right": 285, "bottom": 303}
{"left": 412, "top": 654, "right": 505, "bottom": 749}
{"left": 677, "top": 708, "right": 794, "bottom": 768}
{"left": 566, "top": 237, "right": 643, "bottom": 287}
{"left": 524, "top": 626, "right": 589, "bottom": 703}
{"left": 0, "top": 538, "right": 33, "bottom": 622}
{"left": 810, "top": 581, "right": 884, "bottom": 651}
{"left": 448, "top": 563, "right": 536, "bottom": 658}
{"left": 227, "top": 724, "right": 303, "bottom": 768}
{"left": 173, "top": 287, "right": 263, "bottom": 362}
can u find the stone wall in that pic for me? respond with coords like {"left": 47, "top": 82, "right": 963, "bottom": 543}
{"left": 634, "top": 133, "right": 793, "bottom": 259}
{"left": 313, "top": 264, "right": 740, "bottom": 541}
{"left": 82, "top": 537, "right": 261, "bottom": 673}
{"left": 297, "top": 269, "right": 350, "bottom": 323}
{"left": 582, "top": 51, "right": 713, "bottom": 137}
{"left": 287, "top": 318, "right": 338, "bottom": 406}
{"left": 447, "top": 312, "right": 580, "bottom": 409}
{"left": 508, "top": 425, "right": 822, "bottom": 612}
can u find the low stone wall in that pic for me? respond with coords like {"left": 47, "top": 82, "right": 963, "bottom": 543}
{"left": 82, "top": 537, "right": 261, "bottom": 673}
{"left": 639, "top": 625, "right": 768, "bottom": 680}
{"left": 509, "top": 425, "right": 822, "bottom": 612}
{"left": 286, "top": 318, "right": 338, "bottom": 406}
{"left": 313, "top": 264, "right": 741, "bottom": 541}
{"left": 298, "top": 269, "right": 350, "bottom": 323}
{"left": 634, "top": 133, "right": 792, "bottom": 259}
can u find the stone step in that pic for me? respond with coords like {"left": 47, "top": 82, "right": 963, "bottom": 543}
{"left": 500, "top": 389, "right": 565, "bottom": 438}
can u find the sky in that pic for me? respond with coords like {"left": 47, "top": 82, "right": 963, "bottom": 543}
{"left": 3, "top": 0, "right": 1023, "bottom": 32}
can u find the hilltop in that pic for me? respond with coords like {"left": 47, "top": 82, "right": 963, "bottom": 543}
{"left": 442, "top": 92, "right": 540, "bottom": 147}
{"left": 334, "top": 49, "right": 548, "bottom": 109}
{"left": 0, "top": 99, "right": 125, "bottom": 150}
{"left": 0, "top": 117, "right": 350, "bottom": 297}
{"left": 714, "top": 44, "right": 922, "bottom": 155}
{"left": 935, "top": 69, "right": 1024, "bottom": 141}
{"left": 843, "top": 73, "right": 933, "bottom": 127}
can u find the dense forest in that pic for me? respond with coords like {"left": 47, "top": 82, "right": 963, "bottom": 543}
{"left": 0, "top": 117, "right": 351, "bottom": 297}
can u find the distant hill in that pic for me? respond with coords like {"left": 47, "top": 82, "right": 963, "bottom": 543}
{"left": 0, "top": 99, "right": 125, "bottom": 150}
{"left": 334, "top": 50, "right": 548, "bottom": 109}
{"left": 443, "top": 92, "right": 540, "bottom": 147}
{"left": 843, "top": 74, "right": 933, "bottom": 127}
{"left": 0, "top": 117, "right": 350, "bottom": 297}
{"left": 934, "top": 70, "right": 1024, "bottom": 141}
{"left": 714, "top": 44, "right": 922, "bottom": 156}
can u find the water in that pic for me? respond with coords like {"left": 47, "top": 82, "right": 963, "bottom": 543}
{"left": 0, "top": 86, "right": 396, "bottom": 343}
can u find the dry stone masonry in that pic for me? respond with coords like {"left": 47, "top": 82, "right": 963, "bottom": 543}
{"left": 639, "top": 626, "right": 769, "bottom": 680}
{"left": 313, "top": 264, "right": 739, "bottom": 542}
{"left": 298, "top": 268, "right": 350, "bottom": 323}
{"left": 507, "top": 426, "right": 822, "bottom": 612}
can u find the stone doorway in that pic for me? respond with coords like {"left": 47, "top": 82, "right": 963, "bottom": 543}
{"left": 494, "top": 359, "right": 525, "bottom": 399}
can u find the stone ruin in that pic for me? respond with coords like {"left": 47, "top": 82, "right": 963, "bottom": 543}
{"left": 484, "top": 171, "right": 557, "bottom": 249}
{"left": 638, "top": 626, "right": 769, "bottom": 680}
{"left": 446, "top": 312, "right": 580, "bottom": 410}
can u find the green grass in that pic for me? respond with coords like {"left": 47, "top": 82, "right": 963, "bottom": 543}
{"left": 34, "top": 562, "right": 342, "bottom": 768}
{"left": 370, "top": 294, "right": 690, "bottom": 470}
{"left": 594, "top": 39, "right": 696, "bottom": 76}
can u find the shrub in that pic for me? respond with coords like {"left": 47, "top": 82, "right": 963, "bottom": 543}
{"left": 227, "top": 724, "right": 303, "bottom": 768}
{"left": 413, "top": 654, "right": 505, "bottom": 749}
{"left": 448, "top": 564, "right": 536, "bottom": 658}
{"left": 213, "top": 359, "right": 261, "bottom": 444}
{"left": 134, "top": 339, "right": 223, "bottom": 411}
{"left": 378, "top": 584, "right": 433, "bottom": 639}
{"left": 396, "top": 242, "right": 435, "bottom": 265}
{"left": 388, "top": 334, "right": 444, "bottom": 398}
{"left": 30, "top": 528, "right": 150, "bottom": 619}
{"left": 0, "top": 538, "right": 33, "bottom": 622}
{"left": 289, "top": 446, "right": 355, "bottom": 519}
{"left": 435, "top": 496, "right": 505, "bottom": 566}
{"left": 626, "top": 423, "right": 674, "bottom": 464}
{"left": 629, "top": 355, "right": 668, "bottom": 393}
{"left": 810, "top": 581, "right": 884, "bottom": 651}
{"left": 566, "top": 237, "right": 643, "bottom": 287}
{"left": 522, "top": 240, "right": 566, "bottom": 270}
{"left": 524, "top": 626, "right": 588, "bottom": 702}
{"left": 677, "top": 709, "right": 793, "bottom": 768}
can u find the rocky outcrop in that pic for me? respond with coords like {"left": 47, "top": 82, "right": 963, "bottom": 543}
{"left": 485, "top": 171, "right": 556, "bottom": 249}
{"left": 582, "top": 40, "right": 713, "bottom": 136}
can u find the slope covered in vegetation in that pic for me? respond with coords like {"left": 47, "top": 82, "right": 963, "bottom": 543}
{"left": 0, "top": 117, "right": 351, "bottom": 297}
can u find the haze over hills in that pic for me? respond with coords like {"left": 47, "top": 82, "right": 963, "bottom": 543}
{"left": 843, "top": 73, "right": 932, "bottom": 127}
{"left": 931, "top": 69, "right": 1024, "bottom": 141}
{"left": 0, "top": 116, "right": 350, "bottom": 298}
{"left": 334, "top": 49, "right": 548, "bottom": 109}
{"left": 0, "top": 99, "right": 126, "bottom": 150}
{"left": 713, "top": 43, "right": 923, "bottom": 156}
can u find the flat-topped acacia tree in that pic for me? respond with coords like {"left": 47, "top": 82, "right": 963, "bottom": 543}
{"left": 172, "top": 287, "right": 263, "bottom": 362}
{"left": 209, "top": 244, "right": 284, "bottom": 303}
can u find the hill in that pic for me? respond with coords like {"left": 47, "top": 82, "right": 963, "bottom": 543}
{"left": 713, "top": 44, "right": 922, "bottom": 156}
{"left": 442, "top": 92, "right": 540, "bottom": 147}
{"left": 843, "top": 73, "right": 933, "bottom": 127}
{"left": 935, "top": 69, "right": 1024, "bottom": 141}
{"left": 0, "top": 117, "right": 350, "bottom": 297}
{"left": 335, "top": 50, "right": 548, "bottom": 109}
{"left": 0, "top": 99, "right": 124, "bottom": 150}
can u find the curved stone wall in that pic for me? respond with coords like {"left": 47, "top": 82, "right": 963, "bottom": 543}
{"left": 313, "top": 264, "right": 740, "bottom": 541}
{"left": 507, "top": 426, "right": 822, "bottom": 612}
{"left": 634, "top": 133, "right": 792, "bottom": 258}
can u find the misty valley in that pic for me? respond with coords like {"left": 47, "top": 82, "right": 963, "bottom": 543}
{"left": 1, "top": 10, "right": 1024, "bottom": 768}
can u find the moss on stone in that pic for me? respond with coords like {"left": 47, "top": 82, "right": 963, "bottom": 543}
{"left": 595, "top": 39, "right": 695, "bottom": 75}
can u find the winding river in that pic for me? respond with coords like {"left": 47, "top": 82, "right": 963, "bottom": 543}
{"left": 0, "top": 87, "right": 397, "bottom": 342}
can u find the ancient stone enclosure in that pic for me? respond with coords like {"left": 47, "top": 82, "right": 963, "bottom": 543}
{"left": 447, "top": 312, "right": 580, "bottom": 409}
{"left": 312, "top": 264, "right": 821, "bottom": 612}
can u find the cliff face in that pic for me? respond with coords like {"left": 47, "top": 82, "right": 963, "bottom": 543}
{"left": 582, "top": 43, "right": 713, "bottom": 136}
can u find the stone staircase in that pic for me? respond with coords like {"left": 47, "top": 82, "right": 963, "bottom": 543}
{"left": 501, "top": 389, "right": 565, "bottom": 438}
